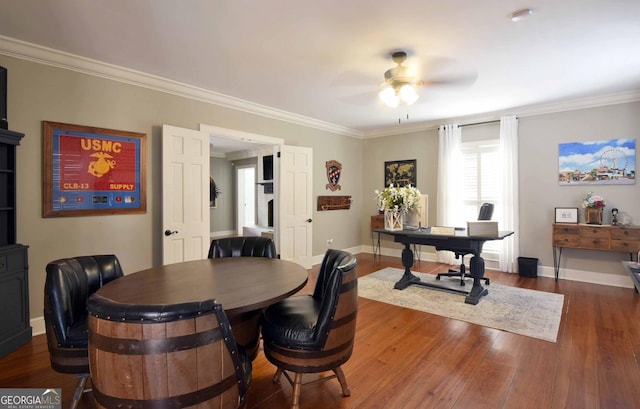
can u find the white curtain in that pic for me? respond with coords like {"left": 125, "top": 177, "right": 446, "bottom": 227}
{"left": 498, "top": 115, "right": 519, "bottom": 272}
{"left": 436, "top": 124, "right": 463, "bottom": 265}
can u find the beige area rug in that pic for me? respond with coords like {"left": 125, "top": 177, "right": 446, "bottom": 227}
{"left": 358, "top": 268, "right": 564, "bottom": 343}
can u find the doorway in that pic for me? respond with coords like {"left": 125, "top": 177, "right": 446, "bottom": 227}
{"left": 236, "top": 165, "right": 256, "bottom": 234}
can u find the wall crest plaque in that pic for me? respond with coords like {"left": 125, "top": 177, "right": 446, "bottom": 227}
{"left": 325, "top": 160, "right": 342, "bottom": 191}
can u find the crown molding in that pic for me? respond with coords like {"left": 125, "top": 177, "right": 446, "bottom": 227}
{"left": 364, "top": 89, "right": 640, "bottom": 138}
{"left": 1, "top": 35, "right": 638, "bottom": 141}
{"left": 0, "top": 35, "right": 363, "bottom": 138}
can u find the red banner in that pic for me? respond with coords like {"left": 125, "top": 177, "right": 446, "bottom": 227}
{"left": 58, "top": 134, "right": 137, "bottom": 191}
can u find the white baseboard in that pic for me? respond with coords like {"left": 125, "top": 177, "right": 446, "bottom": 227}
{"left": 31, "top": 317, "right": 45, "bottom": 336}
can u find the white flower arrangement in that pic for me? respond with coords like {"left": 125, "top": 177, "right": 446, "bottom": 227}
{"left": 374, "top": 184, "right": 421, "bottom": 215}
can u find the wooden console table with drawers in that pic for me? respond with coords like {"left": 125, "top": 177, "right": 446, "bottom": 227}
{"left": 552, "top": 223, "right": 640, "bottom": 281}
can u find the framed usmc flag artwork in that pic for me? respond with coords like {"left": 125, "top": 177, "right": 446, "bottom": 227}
{"left": 42, "top": 121, "right": 146, "bottom": 217}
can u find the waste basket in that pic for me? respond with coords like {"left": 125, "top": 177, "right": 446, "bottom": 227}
{"left": 518, "top": 257, "right": 538, "bottom": 278}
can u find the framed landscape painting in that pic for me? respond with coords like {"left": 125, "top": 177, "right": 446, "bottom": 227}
{"left": 558, "top": 138, "right": 635, "bottom": 185}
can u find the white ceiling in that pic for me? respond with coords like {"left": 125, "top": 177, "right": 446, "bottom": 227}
{"left": 1, "top": 0, "right": 639, "bottom": 133}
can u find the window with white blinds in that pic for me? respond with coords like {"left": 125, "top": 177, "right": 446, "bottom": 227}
{"left": 461, "top": 141, "right": 501, "bottom": 258}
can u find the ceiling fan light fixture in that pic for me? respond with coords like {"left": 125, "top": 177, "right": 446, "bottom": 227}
{"left": 399, "top": 84, "right": 419, "bottom": 105}
{"left": 379, "top": 85, "right": 400, "bottom": 108}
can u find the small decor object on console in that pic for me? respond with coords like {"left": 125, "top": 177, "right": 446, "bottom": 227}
{"left": 581, "top": 191, "right": 605, "bottom": 225}
{"left": 375, "top": 184, "right": 421, "bottom": 231}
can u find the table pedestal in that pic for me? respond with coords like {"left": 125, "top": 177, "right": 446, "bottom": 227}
{"left": 393, "top": 243, "right": 489, "bottom": 304}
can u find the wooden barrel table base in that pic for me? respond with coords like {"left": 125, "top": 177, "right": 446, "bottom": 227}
{"left": 88, "top": 297, "right": 248, "bottom": 409}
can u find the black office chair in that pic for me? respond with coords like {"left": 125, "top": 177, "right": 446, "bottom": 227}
{"left": 436, "top": 203, "right": 494, "bottom": 286}
{"left": 44, "top": 255, "right": 124, "bottom": 409}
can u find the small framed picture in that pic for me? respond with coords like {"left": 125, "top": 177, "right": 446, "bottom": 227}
{"left": 555, "top": 207, "right": 579, "bottom": 224}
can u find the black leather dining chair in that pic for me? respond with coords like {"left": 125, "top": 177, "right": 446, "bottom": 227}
{"left": 43, "top": 255, "right": 124, "bottom": 409}
{"left": 437, "top": 203, "right": 494, "bottom": 285}
{"left": 208, "top": 236, "right": 277, "bottom": 259}
{"left": 208, "top": 235, "right": 278, "bottom": 359}
{"left": 261, "top": 249, "right": 358, "bottom": 409}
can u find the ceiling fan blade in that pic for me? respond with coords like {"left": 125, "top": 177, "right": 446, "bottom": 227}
{"left": 337, "top": 90, "right": 378, "bottom": 106}
{"left": 330, "top": 69, "right": 380, "bottom": 88}
{"left": 421, "top": 71, "right": 478, "bottom": 88}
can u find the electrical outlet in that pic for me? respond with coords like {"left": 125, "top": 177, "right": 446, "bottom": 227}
{"left": 327, "top": 238, "right": 333, "bottom": 246}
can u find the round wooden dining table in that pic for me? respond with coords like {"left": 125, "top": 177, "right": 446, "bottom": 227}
{"left": 91, "top": 257, "right": 308, "bottom": 359}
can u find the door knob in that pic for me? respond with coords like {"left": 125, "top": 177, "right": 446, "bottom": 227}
{"left": 306, "top": 218, "right": 312, "bottom": 223}
{"left": 164, "top": 229, "right": 178, "bottom": 236}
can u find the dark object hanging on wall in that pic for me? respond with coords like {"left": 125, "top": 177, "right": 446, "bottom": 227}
{"left": 325, "top": 160, "right": 342, "bottom": 191}
{"left": 384, "top": 159, "right": 416, "bottom": 187}
{"left": 210, "top": 177, "right": 221, "bottom": 207}
{"left": 317, "top": 195, "right": 351, "bottom": 211}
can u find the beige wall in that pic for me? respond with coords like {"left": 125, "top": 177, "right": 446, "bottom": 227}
{"left": 518, "top": 103, "right": 640, "bottom": 274}
{"left": 1, "top": 55, "right": 364, "bottom": 321}
{"left": 362, "top": 129, "right": 439, "bottom": 254}
{"left": 3, "top": 52, "right": 637, "bottom": 322}
{"left": 363, "top": 102, "right": 640, "bottom": 279}
{"left": 210, "top": 156, "right": 235, "bottom": 234}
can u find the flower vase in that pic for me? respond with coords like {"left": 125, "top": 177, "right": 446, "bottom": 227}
{"left": 585, "top": 207, "right": 603, "bottom": 225}
{"left": 384, "top": 209, "right": 403, "bottom": 231}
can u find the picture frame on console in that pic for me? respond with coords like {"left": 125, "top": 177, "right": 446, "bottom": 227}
{"left": 555, "top": 207, "right": 579, "bottom": 224}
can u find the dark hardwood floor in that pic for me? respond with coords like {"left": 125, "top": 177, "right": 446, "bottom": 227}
{"left": 1, "top": 253, "right": 639, "bottom": 408}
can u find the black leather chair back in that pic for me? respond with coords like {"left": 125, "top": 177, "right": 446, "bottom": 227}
{"left": 208, "top": 236, "right": 276, "bottom": 259}
{"left": 44, "top": 255, "right": 124, "bottom": 373}
{"left": 478, "top": 203, "right": 494, "bottom": 220}
{"left": 312, "top": 249, "right": 358, "bottom": 349}
{"left": 261, "top": 249, "right": 357, "bottom": 408}
{"left": 262, "top": 249, "right": 358, "bottom": 350}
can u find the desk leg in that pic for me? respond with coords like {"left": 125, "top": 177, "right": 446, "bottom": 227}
{"left": 464, "top": 255, "right": 489, "bottom": 305}
{"left": 552, "top": 247, "right": 562, "bottom": 281}
{"left": 394, "top": 243, "right": 420, "bottom": 289}
{"left": 372, "top": 231, "right": 381, "bottom": 259}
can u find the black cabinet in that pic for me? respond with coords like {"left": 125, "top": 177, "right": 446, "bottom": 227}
{"left": 0, "top": 128, "right": 30, "bottom": 358}
{"left": 0, "top": 129, "right": 22, "bottom": 246}
{"left": 0, "top": 244, "right": 30, "bottom": 357}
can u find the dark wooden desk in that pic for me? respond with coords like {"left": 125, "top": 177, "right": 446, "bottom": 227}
{"left": 375, "top": 228, "right": 514, "bottom": 305}
{"left": 93, "top": 257, "right": 308, "bottom": 358}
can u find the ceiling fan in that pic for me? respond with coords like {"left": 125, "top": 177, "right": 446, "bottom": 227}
{"left": 377, "top": 49, "right": 477, "bottom": 108}
{"left": 379, "top": 51, "right": 421, "bottom": 107}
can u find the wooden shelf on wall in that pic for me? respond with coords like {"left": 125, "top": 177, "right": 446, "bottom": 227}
{"left": 317, "top": 195, "right": 351, "bottom": 211}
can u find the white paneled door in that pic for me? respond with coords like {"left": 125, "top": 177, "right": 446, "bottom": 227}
{"left": 162, "top": 125, "right": 209, "bottom": 265}
{"left": 278, "top": 145, "right": 313, "bottom": 269}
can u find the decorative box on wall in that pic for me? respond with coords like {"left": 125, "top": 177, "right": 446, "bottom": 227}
{"left": 317, "top": 195, "right": 351, "bottom": 211}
